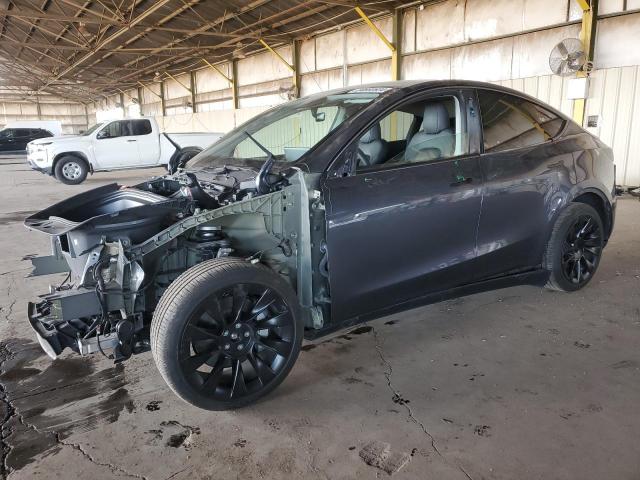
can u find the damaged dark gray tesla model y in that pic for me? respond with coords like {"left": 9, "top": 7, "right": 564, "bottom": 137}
{"left": 25, "top": 81, "right": 616, "bottom": 410}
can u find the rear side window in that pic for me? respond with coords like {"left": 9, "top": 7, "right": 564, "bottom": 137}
{"left": 131, "top": 119, "right": 152, "bottom": 135}
{"left": 478, "top": 90, "right": 565, "bottom": 153}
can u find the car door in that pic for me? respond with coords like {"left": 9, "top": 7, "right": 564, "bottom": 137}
{"left": 322, "top": 88, "right": 484, "bottom": 321}
{"left": 93, "top": 120, "right": 141, "bottom": 168}
{"left": 474, "top": 88, "right": 573, "bottom": 279}
{"left": 131, "top": 119, "right": 161, "bottom": 165}
{"left": 0, "top": 129, "right": 15, "bottom": 152}
{"left": 13, "top": 129, "right": 32, "bottom": 150}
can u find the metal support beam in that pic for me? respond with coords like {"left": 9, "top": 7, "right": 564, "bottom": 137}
{"left": 259, "top": 38, "right": 299, "bottom": 98}
{"left": 292, "top": 40, "right": 301, "bottom": 98}
{"left": 190, "top": 71, "right": 197, "bottom": 113}
{"left": 231, "top": 60, "right": 239, "bottom": 110}
{"left": 354, "top": 6, "right": 396, "bottom": 53}
{"left": 391, "top": 9, "right": 402, "bottom": 81}
{"left": 573, "top": 0, "right": 598, "bottom": 126}
{"left": 137, "top": 87, "right": 144, "bottom": 116}
{"left": 160, "top": 80, "right": 166, "bottom": 117}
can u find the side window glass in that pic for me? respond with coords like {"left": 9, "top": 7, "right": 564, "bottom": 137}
{"left": 355, "top": 95, "right": 468, "bottom": 172}
{"left": 379, "top": 111, "right": 414, "bottom": 142}
{"left": 103, "top": 121, "right": 123, "bottom": 138}
{"left": 131, "top": 119, "right": 152, "bottom": 135}
{"left": 478, "top": 90, "right": 565, "bottom": 153}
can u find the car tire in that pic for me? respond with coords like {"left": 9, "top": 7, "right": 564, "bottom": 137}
{"left": 151, "top": 257, "right": 303, "bottom": 410}
{"left": 544, "top": 203, "right": 604, "bottom": 292}
{"left": 54, "top": 156, "right": 88, "bottom": 184}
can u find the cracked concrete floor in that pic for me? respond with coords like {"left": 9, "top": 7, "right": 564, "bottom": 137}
{"left": 0, "top": 154, "right": 639, "bottom": 480}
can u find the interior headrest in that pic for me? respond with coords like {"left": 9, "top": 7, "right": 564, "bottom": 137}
{"left": 360, "top": 123, "right": 382, "bottom": 144}
{"left": 421, "top": 102, "right": 450, "bottom": 134}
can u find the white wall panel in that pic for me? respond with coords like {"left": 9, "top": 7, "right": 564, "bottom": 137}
{"left": 402, "top": 50, "right": 451, "bottom": 80}
{"left": 465, "top": 0, "right": 525, "bottom": 41}
{"left": 237, "top": 46, "right": 292, "bottom": 86}
{"left": 140, "top": 82, "right": 161, "bottom": 105}
{"left": 164, "top": 73, "right": 191, "bottom": 100}
{"left": 599, "top": 0, "right": 625, "bottom": 14}
{"left": 402, "top": 9, "right": 416, "bottom": 54}
{"left": 346, "top": 17, "right": 392, "bottom": 64}
{"left": 586, "top": 66, "right": 640, "bottom": 186}
{"left": 595, "top": 14, "right": 640, "bottom": 69}
{"left": 347, "top": 60, "right": 391, "bottom": 86}
{"left": 316, "top": 31, "right": 343, "bottom": 70}
{"left": 415, "top": 0, "right": 465, "bottom": 51}
{"left": 143, "top": 102, "right": 162, "bottom": 117}
{"left": 299, "top": 39, "right": 316, "bottom": 73}
{"left": 196, "top": 63, "right": 232, "bottom": 93}
{"left": 451, "top": 38, "right": 513, "bottom": 81}
{"left": 300, "top": 69, "right": 343, "bottom": 97}
{"left": 523, "top": 0, "right": 568, "bottom": 30}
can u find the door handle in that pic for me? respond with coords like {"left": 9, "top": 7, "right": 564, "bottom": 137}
{"left": 364, "top": 177, "right": 373, "bottom": 183}
{"left": 126, "top": 139, "right": 137, "bottom": 142}
{"left": 450, "top": 176, "right": 473, "bottom": 187}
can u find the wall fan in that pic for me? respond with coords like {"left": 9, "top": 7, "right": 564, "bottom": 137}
{"left": 549, "top": 38, "right": 588, "bottom": 76}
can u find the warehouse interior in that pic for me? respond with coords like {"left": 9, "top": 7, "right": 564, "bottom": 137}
{"left": 0, "top": 1, "right": 639, "bottom": 479}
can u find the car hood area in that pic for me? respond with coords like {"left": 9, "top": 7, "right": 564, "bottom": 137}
{"left": 23, "top": 166, "right": 270, "bottom": 242}
{"left": 28, "top": 135, "right": 85, "bottom": 147}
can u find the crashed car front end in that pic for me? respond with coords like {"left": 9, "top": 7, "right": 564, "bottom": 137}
{"left": 25, "top": 166, "right": 320, "bottom": 363}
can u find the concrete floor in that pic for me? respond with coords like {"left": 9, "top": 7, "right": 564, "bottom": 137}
{"left": 0, "top": 153, "right": 639, "bottom": 480}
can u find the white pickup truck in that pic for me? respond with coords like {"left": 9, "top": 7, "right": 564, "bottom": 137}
{"left": 26, "top": 117, "right": 222, "bottom": 184}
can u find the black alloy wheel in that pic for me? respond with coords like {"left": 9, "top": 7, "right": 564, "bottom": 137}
{"left": 179, "top": 283, "right": 295, "bottom": 402}
{"left": 560, "top": 214, "right": 602, "bottom": 285}
{"left": 152, "top": 258, "right": 302, "bottom": 410}
{"left": 545, "top": 203, "right": 604, "bottom": 292}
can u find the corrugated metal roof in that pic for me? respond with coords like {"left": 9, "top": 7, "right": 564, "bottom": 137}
{"left": 0, "top": 0, "right": 406, "bottom": 102}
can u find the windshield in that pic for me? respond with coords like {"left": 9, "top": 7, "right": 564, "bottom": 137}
{"left": 188, "top": 89, "right": 383, "bottom": 170}
{"left": 83, "top": 123, "right": 104, "bottom": 136}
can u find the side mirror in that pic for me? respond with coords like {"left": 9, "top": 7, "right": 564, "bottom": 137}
{"left": 96, "top": 130, "right": 109, "bottom": 139}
